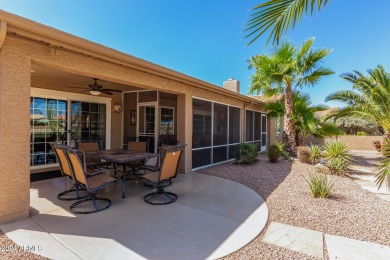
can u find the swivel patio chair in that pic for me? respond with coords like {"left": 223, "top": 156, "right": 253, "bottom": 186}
{"left": 66, "top": 148, "right": 118, "bottom": 214}
{"left": 138, "top": 144, "right": 171, "bottom": 174}
{"left": 142, "top": 144, "right": 186, "bottom": 205}
{"left": 126, "top": 140, "right": 147, "bottom": 179}
{"left": 51, "top": 143, "right": 87, "bottom": 201}
{"left": 77, "top": 140, "right": 110, "bottom": 169}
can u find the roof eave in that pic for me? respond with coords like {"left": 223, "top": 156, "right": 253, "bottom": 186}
{"left": 0, "top": 10, "right": 265, "bottom": 106}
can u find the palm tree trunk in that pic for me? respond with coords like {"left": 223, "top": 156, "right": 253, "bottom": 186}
{"left": 283, "top": 84, "right": 296, "bottom": 156}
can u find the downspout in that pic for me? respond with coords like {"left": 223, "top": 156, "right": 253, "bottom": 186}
{"left": 0, "top": 20, "right": 6, "bottom": 49}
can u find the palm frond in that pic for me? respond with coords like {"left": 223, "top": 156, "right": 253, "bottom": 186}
{"left": 375, "top": 157, "right": 390, "bottom": 189}
{"left": 243, "top": 0, "right": 330, "bottom": 46}
{"left": 325, "top": 90, "right": 366, "bottom": 105}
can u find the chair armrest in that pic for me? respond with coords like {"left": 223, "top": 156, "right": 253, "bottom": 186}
{"left": 86, "top": 167, "right": 106, "bottom": 177}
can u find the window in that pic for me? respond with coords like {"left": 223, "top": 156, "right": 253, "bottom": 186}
{"left": 160, "top": 107, "right": 174, "bottom": 135}
{"left": 276, "top": 116, "right": 282, "bottom": 135}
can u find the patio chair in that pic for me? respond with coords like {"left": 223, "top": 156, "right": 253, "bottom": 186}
{"left": 142, "top": 144, "right": 186, "bottom": 205}
{"left": 138, "top": 144, "right": 171, "bottom": 174}
{"left": 77, "top": 141, "right": 110, "bottom": 169}
{"left": 66, "top": 148, "right": 118, "bottom": 214}
{"left": 51, "top": 143, "right": 87, "bottom": 201}
{"left": 126, "top": 140, "right": 147, "bottom": 179}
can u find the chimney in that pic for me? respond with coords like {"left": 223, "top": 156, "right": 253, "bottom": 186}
{"left": 223, "top": 77, "right": 240, "bottom": 93}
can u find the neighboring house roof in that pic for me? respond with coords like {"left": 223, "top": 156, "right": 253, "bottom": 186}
{"left": 0, "top": 10, "right": 265, "bottom": 107}
{"left": 314, "top": 108, "right": 338, "bottom": 119}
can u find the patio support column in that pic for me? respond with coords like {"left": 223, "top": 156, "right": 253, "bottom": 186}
{"left": 177, "top": 93, "right": 192, "bottom": 172}
{"left": 0, "top": 44, "right": 31, "bottom": 223}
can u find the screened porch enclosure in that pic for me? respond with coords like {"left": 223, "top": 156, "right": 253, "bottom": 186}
{"left": 192, "top": 98, "right": 241, "bottom": 169}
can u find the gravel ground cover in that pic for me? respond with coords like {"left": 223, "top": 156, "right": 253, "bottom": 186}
{"left": 0, "top": 151, "right": 388, "bottom": 259}
{"left": 200, "top": 151, "right": 390, "bottom": 259}
{"left": 0, "top": 230, "right": 48, "bottom": 260}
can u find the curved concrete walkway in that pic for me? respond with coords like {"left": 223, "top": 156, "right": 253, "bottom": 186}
{"left": 0, "top": 172, "right": 268, "bottom": 260}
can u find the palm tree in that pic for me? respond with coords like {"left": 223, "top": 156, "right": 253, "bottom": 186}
{"left": 325, "top": 65, "right": 390, "bottom": 132}
{"left": 244, "top": 0, "right": 330, "bottom": 46}
{"left": 249, "top": 37, "right": 334, "bottom": 155}
{"left": 325, "top": 65, "right": 390, "bottom": 188}
{"left": 266, "top": 91, "right": 341, "bottom": 146}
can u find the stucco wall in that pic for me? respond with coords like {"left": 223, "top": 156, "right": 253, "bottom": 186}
{"left": 0, "top": 39, "right": 31, "bottom": 223}
{"left": 304, "top": 135, "right": 382, "bottom": 151}
{"left": 268, "top": 117, "right": 283, "bottom": 145}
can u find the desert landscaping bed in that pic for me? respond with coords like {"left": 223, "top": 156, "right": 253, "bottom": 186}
{"left": 200, "top": 151, "right": 390, "bottom": 259}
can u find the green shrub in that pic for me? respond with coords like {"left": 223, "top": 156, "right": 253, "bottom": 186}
{"left": 305, "top": 170, "right": 334, "bottom": 198}
{"left": 327, "top": 157, "right": 350, "bottom": 175}
{"left": 297, "top": 146, "right": 311, "bottom": 164}
{"left": 308, "top": 144, "right": 322, "bottom": 164}
{"left": 322, "top": 139, "right": 351, "bottom": 162}
{"left": 322, "top": 139, "right": 351, "bottom": 175}
{"left": 274, "top": 141, "right": 290, "bottom": 159}
{"left": 356, "top": 131, "right": 366, "bottom": 136}
{"left": 234, "top": 143, "right": 258, "bottom": 164}
{"left": 267, "top": 143, "right": 281, "bottom": 163}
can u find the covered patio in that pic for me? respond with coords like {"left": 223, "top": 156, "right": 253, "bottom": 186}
{"left": 0, "top": 172, "right": 268, "bottom": 259}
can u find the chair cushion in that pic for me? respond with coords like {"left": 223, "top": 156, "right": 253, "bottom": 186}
{"left": 88, "top": 174, "right": 117, "bottom": 190}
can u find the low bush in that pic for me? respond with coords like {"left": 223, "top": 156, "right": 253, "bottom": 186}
{"left": 322, "top": 139, "right": 351, "bottom": 162}
{"left": 305, "top": 170, "right": 334, "bottom": 198}
{"left": 372, "top": 141, "right": 382, "bottom": 152}
{"left": 322, "top": 139, "right": 351, "bottom": 175}
{"left": 234, "top": 143, "right": 258, "bottom": 164}
{"left": 327, "top": 157, "right": 350, "bottom": 175}
{"left": 297, "top": 146, "right": 311, "bottom": 164}
{"left": 356, "top": 131, "right": 367, "bottom": 136}
{"left": 308, "top": 144, "right": 322, "bottom": 164}
{"left": 274, "top": 141, "right": 290, "bottom": 160}
{"left": 267, "top": 143, "right": 281, "bottom": 163}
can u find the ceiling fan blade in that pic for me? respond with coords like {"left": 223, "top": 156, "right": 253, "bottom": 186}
{"left": 101, "top": 89, "right": 122, "bottom": 92}
{"left": 66, "top": 86, "right": 88, "bottom": 90}
{"left": 100, "top": 90, "right": 113, "bottom": 95}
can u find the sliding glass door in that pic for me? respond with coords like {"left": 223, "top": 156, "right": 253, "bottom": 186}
{"left": 70, "top": 101, "right": 107, "bottom": 149}
{"left": 30, "top": 93, "right": 108, "bottom": 167}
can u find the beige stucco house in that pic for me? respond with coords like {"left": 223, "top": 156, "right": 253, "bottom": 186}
{"left": 0, "top": 11, "right": 279, "bottom": 223}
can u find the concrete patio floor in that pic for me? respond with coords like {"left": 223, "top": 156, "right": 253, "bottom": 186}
{"left": 0, "top": 172, "right": 268, "bottom": 260}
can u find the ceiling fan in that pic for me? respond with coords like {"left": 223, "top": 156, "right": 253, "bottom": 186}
{"left": 87, "top": 78, "right": 122, "bottom": 95}
{"left": 67, "top": 78, "right": 122, "bottom": 95}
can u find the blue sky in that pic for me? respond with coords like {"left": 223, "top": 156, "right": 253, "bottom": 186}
{"left": 1, "top": 0, "right": 390, "bottom": 106}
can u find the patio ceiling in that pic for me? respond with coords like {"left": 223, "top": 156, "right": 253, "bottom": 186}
{"left": 31, "top": 64, "right": 143, "bottom": 93}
